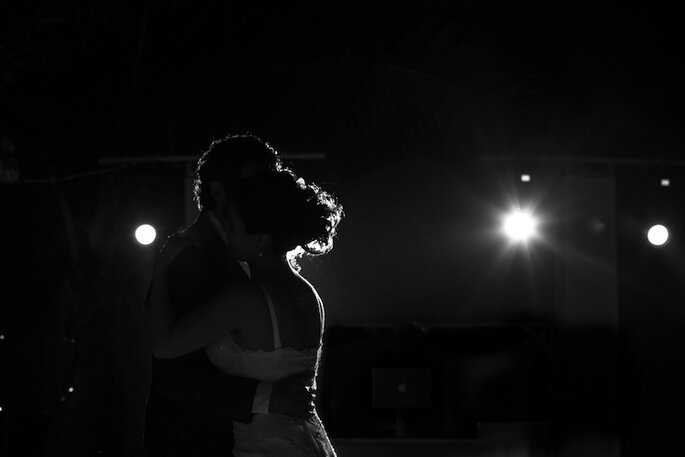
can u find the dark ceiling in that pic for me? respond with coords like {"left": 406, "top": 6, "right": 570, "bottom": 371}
{"left": 2, "top": 2, "right": 684, "bottom": 180}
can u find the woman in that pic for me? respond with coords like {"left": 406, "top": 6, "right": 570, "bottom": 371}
{"left": 149, "top": 169, "right": 343, "bottom": 456}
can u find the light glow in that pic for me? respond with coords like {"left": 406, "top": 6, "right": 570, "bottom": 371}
{"left": 503, "top": 208, "right": 538, "bottom": 243}
{"left": 647, "top": 224, "right": 669, "bottom": 246}
{"left": 135, "top": 224, "right": 157, "bottom": 245}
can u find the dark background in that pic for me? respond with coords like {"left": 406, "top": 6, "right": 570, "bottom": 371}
{"left": 1, "top": 2, "right": 684, "bottom": 456}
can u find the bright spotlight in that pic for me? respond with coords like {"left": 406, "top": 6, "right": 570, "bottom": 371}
{"left": 503, "top": 209, "right": 538, "bottom": 243}
{"left": 520, "top": 174, "right": 531, "bottom": 182}
{"left": 647, "top": 224, "right": 669, "bottom": 246}
{"left": 135, "top": 224, "right": 157, "bottom": 245}
{"left": 660, "top": 178, "right": 670, "bottom": 187}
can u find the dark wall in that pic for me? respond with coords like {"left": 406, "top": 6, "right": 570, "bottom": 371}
{"left": 616, "top": 167, "right": 685, "bottom": 456}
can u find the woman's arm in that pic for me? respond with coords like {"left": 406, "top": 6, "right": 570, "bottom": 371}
{"left": 149, "top": 257, "right": 259, "bottom": 359}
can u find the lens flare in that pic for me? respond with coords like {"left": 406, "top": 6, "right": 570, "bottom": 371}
{"left": 503, "top": 209, "right": 538, "bottom": 243}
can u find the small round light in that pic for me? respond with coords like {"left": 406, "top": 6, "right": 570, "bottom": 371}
{"left": 647, "top": 224, "right": 669, "bottom": 246}
{"left": 520, "top": 174, "right": 531, "bottom": 182}
{"left": 135, "top": 224, "right": 157, "bottom": 245}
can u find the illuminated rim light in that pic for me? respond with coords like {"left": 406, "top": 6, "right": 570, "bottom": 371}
{"left": 135, "top": 224, "right": 157, "bottom": 245}
{"left": 503, "top": 209, "right": 538, "bottom": 243}
{"left": 647, "top": 224, "right": 669, "bottom": 246}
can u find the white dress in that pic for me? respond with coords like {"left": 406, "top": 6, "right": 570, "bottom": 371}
{"left": 205, "top": 283, "right": 336, "bottom": 457}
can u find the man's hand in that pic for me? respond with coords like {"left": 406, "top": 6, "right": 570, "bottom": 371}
{"left": 268, "top": 371, "right": 316, "bottom": 419}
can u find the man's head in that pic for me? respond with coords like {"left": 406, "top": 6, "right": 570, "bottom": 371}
{"left": 193, "top": 134, "right": 281, "bottom": 217}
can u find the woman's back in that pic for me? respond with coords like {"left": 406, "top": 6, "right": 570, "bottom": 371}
{"left": 240, "top": 273, "right": 322, "bottom": 350}
{"left": 205, "top": 272, "right": 324, "bottom": 383}
{"left": 218, "top": 274, "right": 337, "bottom": 457}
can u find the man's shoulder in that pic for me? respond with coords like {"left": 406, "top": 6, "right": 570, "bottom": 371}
{"left": 165, "top": 229, "right": 225, "bottom": 274}
{"left": 161, "top": 231, "right": 198, "bottom": 267}
{"left": 177, "top": 223, "right": 198, "bottom": 241}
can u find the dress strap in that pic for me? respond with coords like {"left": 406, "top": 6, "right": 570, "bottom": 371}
{"left": 256, "top": 283, "right": 281, "bottom": 349}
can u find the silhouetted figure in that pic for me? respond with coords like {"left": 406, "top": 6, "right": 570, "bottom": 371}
{"left": 149, "top": 168, "right": 343, "bottom": 456}
{"left": 144, "top": 135, "right": 316, "bottom": 456}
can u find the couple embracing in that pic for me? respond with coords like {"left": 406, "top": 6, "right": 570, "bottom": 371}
{"left": 144, "top": 134, "right": 342, "bottom": 456}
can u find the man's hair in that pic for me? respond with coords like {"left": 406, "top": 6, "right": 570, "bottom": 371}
{"left": 193, "top": 134, "right": 281, "bottom": 211}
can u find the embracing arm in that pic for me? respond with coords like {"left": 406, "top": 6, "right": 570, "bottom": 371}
{"left": 149, "top": 262, "right": 256, "bottom": 359}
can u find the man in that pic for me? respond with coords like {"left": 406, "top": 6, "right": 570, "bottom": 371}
{"left": 144, "top": 134, "right": 313, "bottom": 456}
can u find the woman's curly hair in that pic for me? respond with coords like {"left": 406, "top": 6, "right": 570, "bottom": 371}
{"left": 233, "top": 169, "right": 344, "bottom": 259}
